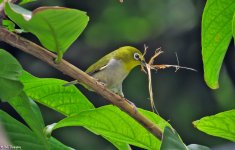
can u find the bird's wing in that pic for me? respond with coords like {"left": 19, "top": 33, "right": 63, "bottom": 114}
{"left": 85, "top": 52, "right": 115, "bottom": 75}
{"left": 86, "top": 63, "right": 108, "bottom": 76}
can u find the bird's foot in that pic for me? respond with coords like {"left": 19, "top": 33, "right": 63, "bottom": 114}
{"left": 99, "top": 82, "right": 106, "bottom": 86}
{"left": 94, "top": 78, "right": 106, "bottom": 87}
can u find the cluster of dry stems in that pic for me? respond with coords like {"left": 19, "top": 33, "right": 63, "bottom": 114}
{"left": 141, "top": 45, "right": 196, "bottom": 114}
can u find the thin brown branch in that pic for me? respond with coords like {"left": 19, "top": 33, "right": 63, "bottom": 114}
{"left": 0, "top": 27, "right": 163, "bottom": 140}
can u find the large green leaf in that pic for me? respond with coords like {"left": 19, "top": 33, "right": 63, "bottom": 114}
{"left": 0, "top": 110, "right": 73, "bottom": 150}
{"left": 193, "top": 110, "right": 235, "bottom": 142}
{"left": 160, "top": 126, "right": 188, "bottom": 150}
{"left": 0, "top": 49, "right": 23, "bottom": 101}
{"left": 9, "top": 92, "right": 49, "bottom": 149}
{"left": 104, "top": 137, "right": 131, "bottom": 150}
{"left": 52, "top": 105, "right": 170, "bottom": 150}
{"left": 0, "top": 50, "right": 49, "bottom": 147}
{"left": 202, "top": 0, "right": 235, "bottom": 89}
{"left": 28, "top": 98, "right": 45, "bottom": 126}
{"left": 20, "top": 72, "right": 127, "bottom": 148}
{"left": 160, "top": 127, "right": 210, "bottom": 150}
{"left": 9, "top": 93, "right": 45, "bottom": 131}
{"left": 20, "top": 71, "right": 94, "bottom": 116}
{"left": 5, "top": 3, "right": 89, "bottom": 62}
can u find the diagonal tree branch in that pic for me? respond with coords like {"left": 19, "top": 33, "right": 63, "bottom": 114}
{"left": 0, "top": 27, "right": 163, "bottom": 140}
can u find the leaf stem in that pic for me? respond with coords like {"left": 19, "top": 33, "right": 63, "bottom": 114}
{"left": 54, "top": 50, "right": 63, "bottom": 63}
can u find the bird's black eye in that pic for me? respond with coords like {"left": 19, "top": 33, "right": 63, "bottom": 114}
{"left": 134, "top": 53, "right": 140, "bottom": 60}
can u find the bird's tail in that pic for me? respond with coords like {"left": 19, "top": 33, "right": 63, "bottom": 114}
{"left": 63, "top": 80, "right": 79, "bottom": 86}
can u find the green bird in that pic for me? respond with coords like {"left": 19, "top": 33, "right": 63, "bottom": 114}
{"left": 65, "top": 46, "right": 146, "bottom": 97}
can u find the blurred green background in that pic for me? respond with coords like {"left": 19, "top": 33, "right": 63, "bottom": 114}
{"left": 1, "top": 0, "right": 235, "bottom": 150}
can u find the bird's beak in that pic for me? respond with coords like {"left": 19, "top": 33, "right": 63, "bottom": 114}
{"left": 141, "top": 60, "right": 146, "bottom": 67}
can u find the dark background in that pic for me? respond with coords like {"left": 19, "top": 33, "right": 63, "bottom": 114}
{"left": 1, "top": 0, "right": 235, "bottom": 150}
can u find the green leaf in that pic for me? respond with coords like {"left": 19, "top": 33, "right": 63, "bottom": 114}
{"left": 104, "top": 137, "right": 131, "bottom": 150}
{"left": 160, "top": 126, "right": 187, "bottom": 150}
{"left": 202, "top": 0, "right": 235, "bottom": 89}
{"left": 9, "top": 92, "right": 49, "bottom": 148}
{"left": 20, "top": 71, "right": 94, "bottom": 116}
{"left": 9, "top": 93, "right": 45, "bottom": 130}
{"left": 187, "top": 144, "right": 210, "bottom": 150}
{"left": 193, "top": 110, "right": 235, "bottom": 142}
{"left": 0, "top": 110, "right": 73, "bottom": 150}
{"left": 49, "top": 138, "right": 74, "bottom": 150}
{"left": 233, "top": 13, "right": 235, "bottom": 44}
{"left": 20, "top": 72, "right": 127, "bottom": 148}
{"left": 138, "top": 109, "right": 171, "bottom": 129}
{"left": 0, "top": 49, "right": 23, "bottom": 101}
{"left": 5, "top": 3, "right": 89, "bottom": 62}
{"left": 2, "top": 19, "right": 15, "bottom": 31}
{"left": 52, "top": 105, "right": 170, "bottom": 150}
{"left": 29, "top": 99, "right": 45, "bottom": 125}
{"left": 0, "top": 110, "right": 45, "bottom": 149}
{"left": 19, "top": 0, "right": 36, "bottom": 5}
{"left": 45, "top": 123, "right": 130, "bottom": 150}
{"left": 160, "top": 127, "right": 210, "bottom": 150}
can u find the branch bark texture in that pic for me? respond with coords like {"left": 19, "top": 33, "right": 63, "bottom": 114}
{"left": 0, "top": 27, "right": 163, "bottom": 140}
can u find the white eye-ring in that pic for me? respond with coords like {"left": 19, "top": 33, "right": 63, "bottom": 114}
{"left": 134, "top": 53, "right": 140, "bottom": 60}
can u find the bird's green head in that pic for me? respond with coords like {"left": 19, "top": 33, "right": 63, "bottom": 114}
{"left": 114, "top": 46, "right": 146, "bottom": 71}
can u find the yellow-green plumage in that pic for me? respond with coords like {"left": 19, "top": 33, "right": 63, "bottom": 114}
{"left": 86, "top": 46, "right": 143, "bottom": 74}
{"left": 66, "top": 46, "right": 145, "bottom": 96}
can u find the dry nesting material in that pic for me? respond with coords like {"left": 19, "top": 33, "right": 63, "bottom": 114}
{"left": 141, "top": 45, "right": 197, "bottom": 114}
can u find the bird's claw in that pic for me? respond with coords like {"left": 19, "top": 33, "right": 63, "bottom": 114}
{"left": 94, "top": 78, "right": 106, "bottom": 87}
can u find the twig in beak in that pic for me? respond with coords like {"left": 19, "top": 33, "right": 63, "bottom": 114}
{"left": 143, "top": 44, "right": 148, "bottom": 57}
{"left": 141, "top": 44, "right": 148, "bottom": 74}
{"left": 144, "top": 47, "right": 163, "bottom": 114}
{"left": 142, "top": 46, "right": 197, "bottom": 114}
{"left": 152, "top": 64, "right": 197, "bottom": 72}
{"left": 148, "top": 48, "right": 163, "bottom": 65}
{"left": 146, "top": 63, "right": 159, "bottom": 114}
{"left": 175, "top": 52, "right": 180, "bottom": 72}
